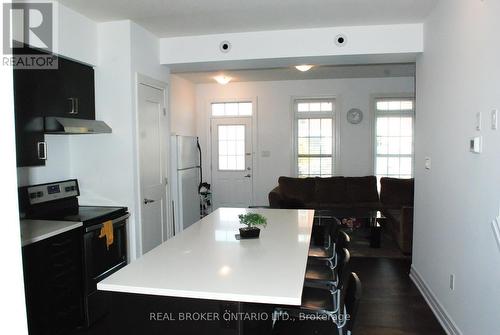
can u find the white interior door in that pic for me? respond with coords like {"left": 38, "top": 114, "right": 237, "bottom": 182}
{"left": 211, "top": 117, "right": 253, "bottom": 209}
{"left": 138, "top": 82, "right": 167, "bottom": 254}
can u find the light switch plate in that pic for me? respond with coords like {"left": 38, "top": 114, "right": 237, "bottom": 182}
{"left": 424, "top": 157, "right": 431, "bottom": 170}
{"left": 492, "top": 109, "right": 498, "bottom": 130}
{"left": 476, "top": 112, "right": 482, "bottom": 131}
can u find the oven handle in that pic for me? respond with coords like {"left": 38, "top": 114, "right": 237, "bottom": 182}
{"left": 84, "top": 213, "right": 130, "bottom": 233}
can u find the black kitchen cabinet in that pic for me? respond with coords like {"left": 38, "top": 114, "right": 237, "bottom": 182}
{"left": 13, "top": 45, "right": 96, "bottom": 166}
{"left": 13, "top": 47, "right": 47, "bottom": 167}
{"left": 22, "top": 228, "right": 84, "bottom": 335}
{"left": 41, "top": 57, "right": 95, "bottom": 120}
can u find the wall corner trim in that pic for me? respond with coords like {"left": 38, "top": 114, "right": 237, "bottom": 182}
{"left": 409, "top": 265, "right": 462, "bottom": 335}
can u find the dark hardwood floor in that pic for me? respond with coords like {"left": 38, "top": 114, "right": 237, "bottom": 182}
{"left": 81, "top": 258, "right": 445, "bottom": 335}
{"left": 350, "top": 257, "right": 445, "bottom": 335}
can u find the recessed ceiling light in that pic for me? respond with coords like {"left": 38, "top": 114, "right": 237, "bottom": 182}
{"left": 214, "top": 75, "right": 232, "bottom": 85}
{"left": 295, "top": 65, "right": 314, "bottom": 72}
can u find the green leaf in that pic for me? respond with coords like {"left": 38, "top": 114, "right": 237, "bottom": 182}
{"left": 238, "top": 213, "right": 267, "bottom": 228}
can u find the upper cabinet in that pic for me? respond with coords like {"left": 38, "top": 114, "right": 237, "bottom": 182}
{"left": 13, "top": 46, "right": 96, "bottom": 167}
{"left": 13, "top": 58, "right": 46, "bottom": 167}
{"left": 39, "top": 57, "right": 95, "bottom": 120}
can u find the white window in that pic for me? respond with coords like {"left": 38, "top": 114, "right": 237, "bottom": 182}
{"left": 374, "top": 98, "right": 415, "bottom": 180}
{"left": 211, "top": 102, "right": 252, "bottom": 116}
{"left": 294, "top": 99, "right": 335, "bottom": 178}
{"left": 217, "top": 125, "right": 245, "bottom": 171}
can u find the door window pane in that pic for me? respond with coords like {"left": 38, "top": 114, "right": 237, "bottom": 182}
{"left": 239, "top": 103, "right": 252, "bottom": 116}
{"left": 218, "top": 125, "right": 245, "bottom": 171}
{"left": 211, "top": 102, "right": 253, "bottom": 116}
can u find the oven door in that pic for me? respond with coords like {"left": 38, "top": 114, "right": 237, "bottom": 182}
{"left": 83, "top": 213, "right": 129, "bottom": 326}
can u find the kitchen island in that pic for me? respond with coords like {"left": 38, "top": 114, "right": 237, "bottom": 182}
{"left": 97, "top": 208, "right": 314, "bottom": 334}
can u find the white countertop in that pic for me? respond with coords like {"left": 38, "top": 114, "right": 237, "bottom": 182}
{"left": 21, "top": 219, "right": 83, "bottom": 246}
{"left": 98, "top": 208, "right": 314, "bottom": 305}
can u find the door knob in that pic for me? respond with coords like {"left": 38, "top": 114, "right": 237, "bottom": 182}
{"left": 244, "top": 174, "right": 251, "bottom": 178}
{"left": 144, "top": 198, "right": 155, "bottom": 204}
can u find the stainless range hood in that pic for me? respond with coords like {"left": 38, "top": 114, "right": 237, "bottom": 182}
{"left": 44, "top": 117, "right": 112, "bottom": 134}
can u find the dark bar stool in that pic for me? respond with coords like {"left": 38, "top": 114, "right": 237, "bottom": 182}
{"left": 308, "top": 220, "right": 340, "bottom": 268}
{"left": 272, "top": 272, "right": 362, "bottom": 335}
{"left": 306, "top": 248, "right": 350, "bottom": 313}
{"left": 308, "top": 230, "right": 350, "bottom": 269}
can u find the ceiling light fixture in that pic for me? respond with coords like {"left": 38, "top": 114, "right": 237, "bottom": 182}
{"left": 295, "top": 65, "right": 314, "bottom": 72}
{"left": 214, "top": 75, "right": 232, "bottom": 85}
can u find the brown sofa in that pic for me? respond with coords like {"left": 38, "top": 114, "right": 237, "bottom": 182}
{"left": 379, "top": 177, "right": 414, "bottom": 254}
{"left": 268, "top": 176, "right": 380, "bottom": 210}
{"left": 268, "top": 175, "right": 414, "bottom": 254}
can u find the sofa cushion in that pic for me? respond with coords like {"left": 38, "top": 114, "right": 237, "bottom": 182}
{"left": 380, "top": 177, "right": 414, "bottom": 207}
{"left": 384, "top": 209, "right": 402, "bottom": 233}
{"left": 345, "top": 176, "right": 379, "bottom": 203}
{"left": 316, "top": 177, "right": 347, "bottom": 204}
{"left": 278, "top": 176, "right": 316, "bottom": 207}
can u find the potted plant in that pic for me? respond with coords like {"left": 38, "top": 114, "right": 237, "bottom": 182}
{"left": 238, "top": 213, "right": 267, "bottom": 238}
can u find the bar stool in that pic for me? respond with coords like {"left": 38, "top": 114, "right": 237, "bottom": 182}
{"left": 308, "top": 230, "right": 350, "bottom": 269}
{"left": 306, "top": 248, "right": 350, "bottom": 313}
{"left": 272, "top": 272, "right": 362, "bottom": 335}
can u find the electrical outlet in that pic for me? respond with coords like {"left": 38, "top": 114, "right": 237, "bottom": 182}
{"left": 449, "top": 274, "right": 455, "bottom": 291}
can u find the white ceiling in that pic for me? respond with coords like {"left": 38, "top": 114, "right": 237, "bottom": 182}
{"left": 176, "top": 63, "right": 416, "bottom": 84}
{"left": 56, "top": 0, "right": 438, "bottom": 37}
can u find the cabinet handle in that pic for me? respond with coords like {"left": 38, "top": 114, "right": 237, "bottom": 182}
{"left": 37, "top": 141, "right": 47, "bottom": 160}
{"left": 68, "top": 97, "right": 79, "bottom": 115}
{"left": 74, "top": 97, "right": 79, "bottom": 115}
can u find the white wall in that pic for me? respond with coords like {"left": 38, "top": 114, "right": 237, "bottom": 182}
{"left": 17, "top": 136, "right": 72, "bottom": 187}
{"left": 160, "top": 24, "right": 423, "bottom": 70}
{"left": 170, "top": 74, "right": 197, "bottom": 136}
{"left": 196, "top": 77, "right": 414, "bottom": 205}
{"left": 70, "top": 20, "right": 169, "bottom": 260}
{"left": 413, "top": 0, "right": 500, "bottom": 334}
{"left": 55, "top": 1, "right": 98, "bottom": 65}
{"left": 0, "top": 33, "right": 28, "bottom": 335}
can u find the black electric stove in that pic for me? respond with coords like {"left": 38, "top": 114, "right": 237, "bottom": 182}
{"left": 19, "top": 179, "right": 129, "bottom": 327}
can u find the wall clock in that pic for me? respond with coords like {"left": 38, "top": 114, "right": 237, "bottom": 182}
{"left": 347, "top": 108, "right": 363, "bottom": 124}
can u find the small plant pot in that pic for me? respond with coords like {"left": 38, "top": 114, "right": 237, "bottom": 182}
{"left": 239, "top": 227, "right": 260, "bottom": 239}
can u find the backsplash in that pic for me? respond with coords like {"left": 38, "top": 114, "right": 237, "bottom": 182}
{"left": 17, "top": 136, "right": 72, "bottom": 187}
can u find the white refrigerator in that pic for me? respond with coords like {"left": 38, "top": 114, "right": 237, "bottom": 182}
{"left": 171, "top": 135, "right": 201, "bottom": 234}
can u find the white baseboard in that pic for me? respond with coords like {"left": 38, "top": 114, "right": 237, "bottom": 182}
{"left": 409, "top": 265, "right": 462, "bottom": 335}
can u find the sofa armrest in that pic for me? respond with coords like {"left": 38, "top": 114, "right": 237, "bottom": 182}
{"left": 399, "top": 206, "right": 414, "bottom": 254}
{"left": 268, "top": 186, "right": 283, "bottom": 208}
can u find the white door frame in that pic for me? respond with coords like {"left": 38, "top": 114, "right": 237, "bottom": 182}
{"left": 134, "top": 73, "right": 169, "bottom": 257}
{"left": 206, "top": 97, "right": 258, "bottom": 207}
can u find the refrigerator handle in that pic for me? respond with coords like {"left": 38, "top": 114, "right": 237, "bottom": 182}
{"left": 172, "top": 200, "right": 176, "bottom": 236}
{"left": 197, "top": 137, "right": 202, "bottom": 192}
